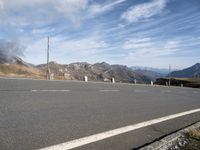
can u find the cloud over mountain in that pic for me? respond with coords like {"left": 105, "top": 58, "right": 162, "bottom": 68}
{"left": 0, "top": 0, "right": 200, "bottom": 69}
{"left": 121, "top": 0, "right": 167, "bottom": 23}
{"left": 0, "top": 39, "right": 24, "bottom": 63}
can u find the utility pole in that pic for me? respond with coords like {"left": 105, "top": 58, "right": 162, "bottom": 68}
{"left": 46, "top": 36, "right": 50, "bottom": 80}
{"left": 169, "top": 64, "right": 171, "bottom": 86}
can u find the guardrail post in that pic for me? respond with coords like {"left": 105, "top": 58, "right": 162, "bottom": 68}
{"left": 84, "top": 76, "right": 88, "bottom": 82}
{"left": 111, "top": 78, "right": 115, "bottom": 83}
{"left": 134, "top": 79, "right": 137, "bottom": 85}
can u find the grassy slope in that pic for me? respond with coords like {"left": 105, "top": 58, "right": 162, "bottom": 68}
{"left": 0, "top": 64, "right": 44, "bottom": 79}
{"left": 155, "top": 77, "right": 200, "bottom": 88}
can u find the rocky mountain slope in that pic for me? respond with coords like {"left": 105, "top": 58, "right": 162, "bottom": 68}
{"left": 37, "top": 62, "right": 152, "bottom": 83}
{"left": 131, "top": 69, "right": 164, "bottom": 81}
{"left": 0, "top": 55, "right": 43, "bottom": 78}
{"left": 131, "top": 66, "right": 169, "bottom": 75}
{"left": 1, "top": 55, "right": 200, "bottom": 84}
{"left": 168, "top": 63, "right": 200, "bottom": 78}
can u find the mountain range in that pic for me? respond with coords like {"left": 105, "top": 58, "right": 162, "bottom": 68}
{"left": 0, "top": 56, "right": 200, "bottom": 83}
{"left": 0, "top": 57, "right": 155, "bottom": 83}
{"left": 0, "top": 56, "right": 42, "bottom": 78}
{"left": 169, "top": 63, "right": 200, "bottom": 78}
{"left": 131, "top": 66, "right": 169, "bottom": 75}
{"left": 37, "top": 61, "right": 153, "bottom": 83}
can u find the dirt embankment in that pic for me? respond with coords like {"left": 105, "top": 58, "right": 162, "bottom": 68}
{"left": 168, "top": 127, "right": 200, "bottom": 150}
{"left": 154, "top": 78, "right": 200, "bottom": 88}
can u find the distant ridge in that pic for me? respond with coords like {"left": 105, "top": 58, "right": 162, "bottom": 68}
{"left": 37, "top": 61, "right": 152, "bottom": 83}
{"left": 0, "top": 55, "right": 43, "bottom": 78}
{"left": 169, "top": 63, "right": 200, "bottom": 78}
{"left": 131, "top": 66, "right": 169, "bottom": 75}
{"left": 1, "top": 56, "right": 199, "bottom": 83}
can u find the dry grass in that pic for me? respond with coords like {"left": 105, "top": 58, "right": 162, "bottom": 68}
{"left": 0, "top": 64, "right": 42, "bottom": 74}
{"left": 173, "top": 78, "right": 200, "bottom": 82}
{"left": 0, "top": 64, "right": 45, "bottom": 79}
{"left": 185, "top": 128, "right": 200, "bottom": 140}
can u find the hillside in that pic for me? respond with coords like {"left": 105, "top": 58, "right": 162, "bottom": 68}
{"left": 131, "top": 69, "right": 164, "bottom": 81}
{"left": 154, "top": 78, "right": 200, "bottom": 88}
{"left": 2, "top": 55, "right": 200, "bottom": 84}
{"left": 0, "top": 56, "right": 43, "bottom": 78}
{"left": 4, "top": 54, "right": 192, "bottom": 83}
{"left": 37, "top": 61, "right": 152, "bottom": 83}
{"left": 169, "top": 63, "right": 200, "bottom": 78}
{"left": 131, "top": 66, "right": 169, "bottom": 75}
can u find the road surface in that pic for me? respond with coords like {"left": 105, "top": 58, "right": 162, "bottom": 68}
{"left": 0, "top": 78, "right": 200, "bottom": 150}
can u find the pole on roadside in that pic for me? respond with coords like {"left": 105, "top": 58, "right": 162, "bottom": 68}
{"left": 134, "top": 79, "right": 137, "bottom": 85}
{"left": 168, "top": 64, "right": 171, "bottom": 86}
{"left": 46, "top": 36, "right": 50, "bottom": 80}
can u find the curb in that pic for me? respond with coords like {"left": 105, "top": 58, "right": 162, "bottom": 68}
{"left": 140, "top": 122, "right": 200, "bottom": 150}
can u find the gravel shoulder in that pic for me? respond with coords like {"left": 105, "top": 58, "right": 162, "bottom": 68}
{"left": 168, "top": 126, "right": 200, "bottom": 150}
{"left": 140, "top": 122, "right": 200, "bottom": 150}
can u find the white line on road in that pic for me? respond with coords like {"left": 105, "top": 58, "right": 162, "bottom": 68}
{"left": 161, "top": 90, "right": 171, "bottom": 93}
{"left": 31, "top": 90, "right": 71, "bottom": 92}
{"left": 134, "top": 89, "right": 147, "bottom": 93}
{"left": 99, "top": 90, "right": 120, "bottom": 92}
{"left": 39, "top": 108, "right": 200, "bottom": 150}
{"left": 178, "top": 91, "right": 187, "bottom": 94}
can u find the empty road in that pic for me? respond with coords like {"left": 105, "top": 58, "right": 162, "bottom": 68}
{"left": 0, "top": 78, "right": 200, "bottom": 150}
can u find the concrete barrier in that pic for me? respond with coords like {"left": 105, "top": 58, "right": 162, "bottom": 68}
{"left": 84, "top": 76, "right": 88, "bottom": 82}
{"left": 111, "top": 78, "right": 115, "bottom": 83}
{"left": 134, "top": 79, "right": 137, "bottom": 85}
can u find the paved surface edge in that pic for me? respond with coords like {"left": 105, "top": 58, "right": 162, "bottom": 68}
{"left": 140, "top": 122, "right": 200, "bottom": 150}
{"left": 38, "top": 109, "right": 200, "bottom": 150}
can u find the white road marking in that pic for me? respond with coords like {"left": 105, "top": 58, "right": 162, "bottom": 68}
{"left": 39, "top": 108, "right": 200, "bottom": 150}
{"left": 99, "top": 90, "right": 120, "bottom": 92}
{"left": 161, "top": 90, "right": 171, "bottom": 93}
{"left": 178, "top": 91, "right": 187, "bottom": 94}
{"left": 31, "top": 90, "right": 71, "bottom": 92}
{"left": 134, "top": 89, "right": 147, "bottom": 93}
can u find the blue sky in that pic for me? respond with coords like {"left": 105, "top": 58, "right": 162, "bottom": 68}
{"left": 0, "top": 0, "right": 200, "bottom": 69}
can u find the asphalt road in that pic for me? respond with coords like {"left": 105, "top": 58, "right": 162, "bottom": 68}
{"left": 0, "top": 78, "right": 200, "bottom": 150}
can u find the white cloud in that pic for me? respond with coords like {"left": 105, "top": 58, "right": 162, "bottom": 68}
{"left": 31, "top": 28, "right": 55, "bottom": 35}
{"left": 52, "top": 36, "right": 108, "bottom": 56}
{"left": 0, "top": 0, "right": 89, "bottom": 27}
{"left": 0, "top": 0, "right": 3, "bottom": 9}
{"left": 54, "top": 0, "right": 89, "bottom": 26}
{"left": 164, "top": 40, "right": 180, "bottom": 49}
{"left": 123, "top": 37, "right": 182, "bottom": 59}
{"left": 0, "top": 0, "right": 126, "bottom": 28}
{"left": 23, "top": 38, "right": 47, "bottom": 64}
{"left": 24, "top": 35, "right": 109, "bottom": 64}
{"left": 88, "top": 0, "right": 126, "bottom": 17}
{"left": 121, "top": 0, "right": 167, "bottom": 23}
{"left": 123, "top": 37, "right": 153, "bottom": 49}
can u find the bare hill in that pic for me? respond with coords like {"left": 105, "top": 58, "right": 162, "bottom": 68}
{"left": 37, "top": 61, "right": 152, "bottom": 83}
{"left": 0, "top": 56, "right": 43, "bottom": 78}
{"left": 0, "top": 55, "right": 158, "bottom": 83}
{"left": 169, "top": 63, "right": 200, "bottom": 78}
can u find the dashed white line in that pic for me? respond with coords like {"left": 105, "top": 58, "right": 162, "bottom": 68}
{"left": 178, "top": 91, "right": 187, "bottom": 94}
{"left": 161, "top": 90, "right": 171, "bottom": 93}
{"left": 134, "top": 89, "right": 147, "bottom": 93}
{"left": 31, "top": 90, "right": 71, "bottom": 92}
{"left": 99, "top": 90, "right": 120, "bottom": 92}
{"left": 39, "top": 108, "right": 200, "bottom": 150}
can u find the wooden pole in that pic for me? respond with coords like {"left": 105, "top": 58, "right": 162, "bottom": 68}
{"left": 46, "top": 36, "right": 50, "bottom": 80}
